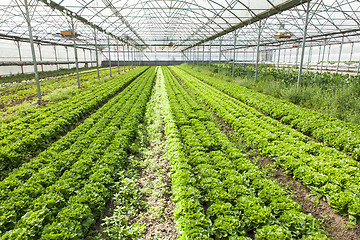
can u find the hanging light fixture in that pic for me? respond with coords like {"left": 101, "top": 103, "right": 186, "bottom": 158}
{"left": 59, "top": 30, "right": 79, "bottom": 39}
{"left": 273, "top": 23, "right": 293, "bottom": 40}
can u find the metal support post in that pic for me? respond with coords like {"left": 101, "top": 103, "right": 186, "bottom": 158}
{"left": 197, "top": 46, "right": 199, "bottom": 66}
{"left": 252, "top": 48, "right": 255, "bottom": 64}
{"left": 242, "top": 48, "right": 248, "bottom": 63}
{"left": 202, "top": 45, "right": 205, "bottom": 66}
{"left": 218, "top": 37, "right": 222, "bottom": 73}
{"left": 317, "top": 45, "right": 322, "bottom": 69}
{"left": 127, "top": 45, "right": 130, "bottom": 69}
{"left": 273, "top": 49, "right": 276, "bottom": 66}
{"left": 65, "top": 46, "right": 70, "bottom": 69}
{"left": 349, "top": 43, "right": 354, "bottom": 72}
{"left": 83, "top": 48, "right": 86, "bottom": 67}
{"left": 255, "top": 20, "right": 262, "bottom": 83}
{"left": 108, "top": 36, "right": 112, "bottom": 77}
{"left": 130, "top": 47, "right": 132, "bottom": 69}
{"left": 336, "top": 37, "right": 344, "bottom": 74}
{"left": 38, "top": 43, "right": 44, "bottom": 72}
{"left": 195, "top": 47, "right": 197, "bottom": 65}
{"left": 277, "top": 46, "right": 281, "bottom": 68}
{"left": 192, "top": 48, "right": 195, "bottom": 65}
{"left": 54, "top": 45, "right": 59, "bottom": 70}
{"left": 93, "top": 28, "right": 100, "bottom": 80}
{"left": 295, "top": 44, "right": 300, "bottom": 69}
{"left": 190, "top": 48, "right": 192, "bottom": 65}
{"left": 138, "top": 49, "right": 141, "bottom": 66}
{"left": 326, "top": 45, "right": 331, "bottom": 71}
{"left": 209, "top": 41, "right": 212, "bottom": 70}
{"left": 349, "top": 42, "right": 354, "bottom": 62}
{"left": 289, "top": 48, "right": 292, "bottom": 64}
{"left": 90, "top": 49, "right": 93, "bottom": 67}
{"left": 307, "top": 45, "right": 312, "bottom": 72}
{"left": 131, "top": 47, "right": 134, "bottom": 69}
{"left": 123, "top": 45, "right": 126, "bottom": 72}
{"left": 155, "top": 46, "right": 157, "bottom": 66}
{"left": 357, "top": 59, "right": 360, "bottom": 76}
{"left": 117, "top": 41, "right": 120, "bottom": 73}
{"left": 320, "top": 40, "right": 326, "bottom": 73}
{"left": 132, "top": 47, "right": 135, "bottom": 69}
{"left": 24, "top": 0, "right": 41, "bottom": 102}
{"left": 138, "top": 49, "right": 140, "bottom": 66}
{"left": 297, "top": 0, "right": 311, "bottom": 90}
{"left": 71, "top": 17, "right": 81, "bottom": 88}
{"left": 232, "top": 31, "right": 237, "bottom": 80}
{"left": 16, "top": 41, "right": 24, "bottom": 74}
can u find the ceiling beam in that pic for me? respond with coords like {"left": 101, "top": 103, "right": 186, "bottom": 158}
{"left": 0, "top": 33, "right": 94, "bottom": 50}
{"left": 38, "top": 0, "right": 142, "bottom": 49}
{"left": 183, "top": 0, "right": 310, "bottom": 51}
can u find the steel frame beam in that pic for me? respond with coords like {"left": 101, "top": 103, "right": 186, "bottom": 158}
{"left": 38, "top": 0, "right": 140, "bottom": 48}
{"left": 184, "top": 0, "right": 309, "bottom": 50}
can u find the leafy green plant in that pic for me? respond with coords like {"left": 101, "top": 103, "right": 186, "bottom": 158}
{"left": 172, "top": 65, "right": 360, "bottom": 223}
{"left": 162, "top": 67, "right": 327, "bottom": 239}
{"left": 0, "top": 67, "right": 156, "bottom": 238}
{"left": 179, "top": 65, "right": 360, "bottom": 160}
{"left": 0, "top": 67, "right": 148, "bottom": 179}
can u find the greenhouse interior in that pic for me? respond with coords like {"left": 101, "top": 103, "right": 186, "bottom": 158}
{"left": 1, "top": 0, "right": 360, "bottom": 239}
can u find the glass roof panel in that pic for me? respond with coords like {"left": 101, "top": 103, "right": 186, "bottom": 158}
{"left": 0, "top": 0, "right": 358, "bottom": 52}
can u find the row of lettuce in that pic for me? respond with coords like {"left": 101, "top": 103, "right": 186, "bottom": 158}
{"left": 0, "top": 67, "right": 129, "bottom": 112}
{"left": 179, "top": 65, "right": 360, "bottom": 160}
{"left": 172, "top": 66, "right": 360, "bottom": 224}
{"left": 0, "top": 66, "right": 131, "bottom": 85}
{"left": 211, "top": 63, "right": 360, "bottom": 88}
{"left": 0, "top": 67, "right": 156, "bottom": 239}
{"left": 0, "top": 67, "right": 94, "bottom": 85}
{"left": 162, "top": 67, "right": 327, "bottom": 239}
{"left": 0, "top": 67, "right": 146, "bottom": 180}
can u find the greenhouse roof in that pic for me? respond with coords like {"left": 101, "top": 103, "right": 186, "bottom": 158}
{"left": 0, "top": 0, "right": 359, "bottom": 51}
